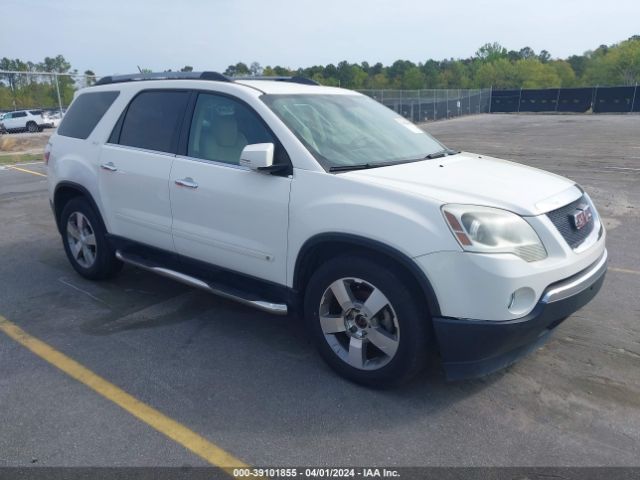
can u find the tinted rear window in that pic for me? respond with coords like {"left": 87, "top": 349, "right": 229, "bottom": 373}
{"left": 58, "top": 91, "right": 119, "bottom": 139}
{"left": 118, "top": 90, "right": 189, "bottom": 153}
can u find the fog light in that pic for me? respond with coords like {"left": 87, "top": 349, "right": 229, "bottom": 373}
{"left": 508, "top": 287, "right": 536, "bottom": 315}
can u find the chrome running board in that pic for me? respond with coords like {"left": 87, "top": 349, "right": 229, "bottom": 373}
{"left": 115, "top": 251, "right": 288, "bottom": 315}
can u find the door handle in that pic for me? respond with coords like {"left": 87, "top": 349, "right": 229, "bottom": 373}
{"left": 100, "top": 162, "right": 117, "bottom": 172}
{"left": 175, "top": 177, "right": 198, "bottom": 189}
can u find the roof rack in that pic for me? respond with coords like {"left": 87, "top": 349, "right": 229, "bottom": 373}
{"left": 93, "top": 71, "right": 320, "bottom": 87}
{"left": 94, "top": 71, "right": 231, "bottom": 86}
{"left": 233, "top": 76, "right": 319, "bottom": 86}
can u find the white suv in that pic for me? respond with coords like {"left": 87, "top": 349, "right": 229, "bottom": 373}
{"left": 0, "top": 109, "right": 47, "bottom": 133}
{"left": 46, "top": 72, "right": 607, "bottom": 386}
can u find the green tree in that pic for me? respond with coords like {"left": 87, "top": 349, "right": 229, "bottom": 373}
{"left": 550, "top": 61, "right": 576, "bottom": 87}
{"left": 582, "top": 38, "right": 640, "bottom": 85}
{"left": 39, "top": 55, "right": 74, "bottom": 106}
{"left": 368, "top": 72, "right": 390, "bottom": 88}
{"left": 401, "top": 66, "right": 425, "bottom": 89}
{"left": 513, "top": 58, "right": 560, "bottom": 88}
{"left": 272, "top": 65, "right": 291, "bottom": 76}
{"left": 437, "top": 61, "right": 470, "bottom": 88}
{"left": 519, "top": 47, "right": 536, "bottom": 60}
{"left": 84, "top": 69, "right": 96, "bottom": 87}
{"left": 475, "top": 42, "right": 508, "bottom": 62}
{"left": 538, "top": 50, "right": 552, "bottom": 63}
{"left": 421, "top": 60, "right": 440, "bottom": 87}
{"left": 567, "top": 54, "right": 588, "bottom": 78}
{"left": 223, "top": 62, "right": 250, "bottom": 76}
{"left": 249, "top": 62, "right": 263, "bottom": 76}
{"left": 475, "top": 58, "right": 515, "bottom": 88}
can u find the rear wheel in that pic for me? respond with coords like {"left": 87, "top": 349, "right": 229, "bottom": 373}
{"left": 60, "top": 197, "right": 122, "bottom": 280}
{"left": 304, "top": 255, "right": 430, "bottom": 387}
{"left": 26, "top": 121, "right": 37, "bottom": 133}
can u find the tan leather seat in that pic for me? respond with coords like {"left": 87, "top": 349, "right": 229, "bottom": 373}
{"left": 200, "top": 115, "right": 247, "bottom": 164}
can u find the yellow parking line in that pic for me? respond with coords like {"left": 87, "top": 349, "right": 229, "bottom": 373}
{"left": 7, "top": 165, "right": 47, "bottom": 177}
{"left": 609, "top": 267, "right": 640, "bottom": 275}
{"left": 0, "top": 315, "right": 249, "bottom": 475}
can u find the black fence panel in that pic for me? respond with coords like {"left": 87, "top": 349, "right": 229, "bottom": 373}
{"left": 519, "top": 89, "right": 560, "bottom": 112}
{"left": 491, "top": 86, "right": 639, "bottom": 114}
{"left": 364, "top": 86, "right": 639, "bottom": 118}
{"left": 557, "top": 88, "right": 594, "bottom": 112}
{"left": 593, "top": 86, "right": 636, "bottom": 113}
{"left": 490, "top": 89, "right": 520, "bottom": 112}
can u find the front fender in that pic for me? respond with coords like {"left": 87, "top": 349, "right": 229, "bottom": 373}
{"left": 287, "top": 169, "right": 460, "bottom": 285}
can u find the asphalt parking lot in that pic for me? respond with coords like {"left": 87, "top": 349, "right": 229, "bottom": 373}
{"left": 0, "top": 114, "right": 638, "bottom": 468}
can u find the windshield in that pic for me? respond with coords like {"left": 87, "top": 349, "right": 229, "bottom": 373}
{"left": 261, "top": 94, "right": 445, "bottom": 170}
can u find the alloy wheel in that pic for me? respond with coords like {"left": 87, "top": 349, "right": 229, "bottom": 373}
{"left": 66, "top": 212, "right": 97, "bottom": 268}
{"left": 318, "top": 277, "right": 400, "bottom": 370}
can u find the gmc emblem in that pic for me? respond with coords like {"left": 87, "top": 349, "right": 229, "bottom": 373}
{"left": 570, "top": 204, "right": 593, "bottom": 230}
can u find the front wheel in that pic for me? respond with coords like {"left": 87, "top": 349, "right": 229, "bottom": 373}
{"left": 304, "top": 255, "right": 430, "bottom": 387}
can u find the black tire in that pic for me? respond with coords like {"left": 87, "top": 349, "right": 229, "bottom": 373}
{"left": 304, "top": 255, "right": 430, "bottom": 387}
{"left": 26, "top": 121, "right": 37, "bottom": 133}
{"left": 60, "top": 197, "right": 122, "bottom": 280}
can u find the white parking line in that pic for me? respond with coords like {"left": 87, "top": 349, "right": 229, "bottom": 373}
{"left": 602, "top": 166, "right": 640, "bottom": 172}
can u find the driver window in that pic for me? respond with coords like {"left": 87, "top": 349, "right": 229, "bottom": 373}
{"left": 188, "top": 93, "right": 275, "bottom": 165}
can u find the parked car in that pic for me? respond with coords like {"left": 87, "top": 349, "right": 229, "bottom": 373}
{"left": 44, "top": 111, "right": 64, "bottom": 128}
{"left": 45, "top": 72, "right": 607, "bottom": 386}
{"left": 0, "top": 109, "right": 47, "bottom": 133}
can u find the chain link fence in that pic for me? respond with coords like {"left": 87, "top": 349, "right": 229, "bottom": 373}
{"left": 0, "top": 71, "right": 99, "bottom": 115}
{"left": 1, "top": 71, "right": 492, "bottom": 124}
{"left": 358, "top": 88, "right": 492, "bottom": 122}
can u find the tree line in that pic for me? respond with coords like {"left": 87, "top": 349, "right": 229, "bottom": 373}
{"left": 1, "top": 35, "right": 638, "bottom": 110}
{"left": 0, "top": 55, "right": 96, "bottom": 110}
{"left": 224, "top": 35, "right": 640, "bottom": 90}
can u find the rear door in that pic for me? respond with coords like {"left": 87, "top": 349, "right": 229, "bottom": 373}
{"left": 99, "top": 90, "right": 190, "bottom": 251}
{"left": 169, "top": 92, "right": 292, "bottom": 285}
{"left": 6, "top": 112, "right": 26, "bottom": 129}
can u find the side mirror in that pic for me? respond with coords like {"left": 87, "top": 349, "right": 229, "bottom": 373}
{"left": 240, "top": 143, "right": 274, "bottom": 171}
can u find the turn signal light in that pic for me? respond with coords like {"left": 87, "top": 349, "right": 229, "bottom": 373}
{"left": 444, "top": 211, "right": 472, "bottom": 246}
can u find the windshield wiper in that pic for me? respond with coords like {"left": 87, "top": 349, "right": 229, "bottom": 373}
{"left": 329, "top": 159, "right": 408, "bottom": 172}
{"left": 424, "top": 148, "right": 459, "bottom": 159}
{"left": 328, "top": 150, "right": 460, "bottom": 172}
{"left": 329, "top": 163, "right": 381, "bottom": 172}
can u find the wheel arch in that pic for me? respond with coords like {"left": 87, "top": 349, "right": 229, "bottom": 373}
{"left": 293, "top": 233, "right": 441, "bottom": 317}
{"left": 53, "top": 181, "right": 106, "bottom": 234}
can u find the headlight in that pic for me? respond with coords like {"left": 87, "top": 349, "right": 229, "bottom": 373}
{"left": 442, "top": 204, "right": 547, "bottom": 262}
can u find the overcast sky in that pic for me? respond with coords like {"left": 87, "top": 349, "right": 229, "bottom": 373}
{"left": 2, "top": 0, "right": 639, "bottom": 75}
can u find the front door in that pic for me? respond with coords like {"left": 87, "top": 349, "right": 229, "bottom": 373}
{"left": 169, "top": 92, "right": 291, "bottom": 285}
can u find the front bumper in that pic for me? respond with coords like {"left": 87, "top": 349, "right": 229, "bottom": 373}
{"left": 433, "top": 249, "right": 608, "bottom": 380}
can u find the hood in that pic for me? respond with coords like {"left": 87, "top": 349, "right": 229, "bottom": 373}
{"left": 343, "top": 152, "right": 580, "bottom": 216}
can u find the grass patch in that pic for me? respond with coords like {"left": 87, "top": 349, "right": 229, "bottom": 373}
{"left": 0, "top": 153, "right": 43, "bottom": 165}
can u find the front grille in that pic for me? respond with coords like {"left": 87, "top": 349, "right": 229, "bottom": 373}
{"left": 546, "top": 194, "right": 595, "bottom": 249}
